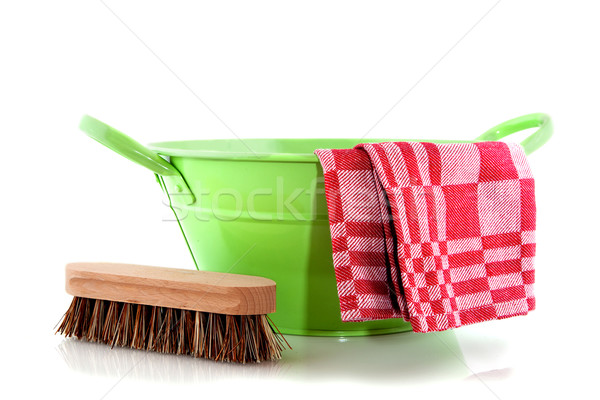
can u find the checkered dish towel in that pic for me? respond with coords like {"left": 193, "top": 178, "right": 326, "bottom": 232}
{"left": 314, "top": 141, "right": 535, "bottom": 333}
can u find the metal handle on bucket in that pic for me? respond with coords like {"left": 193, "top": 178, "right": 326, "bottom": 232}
{"left": 79, "top": 115, "right": 195, "bottom": 204}
{"left": 476, "top": 113, "right": 553, "bottom": 155}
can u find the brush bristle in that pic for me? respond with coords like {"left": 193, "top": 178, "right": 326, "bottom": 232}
{"left": 56, "top": 297, "right": 290, "bottom": 363}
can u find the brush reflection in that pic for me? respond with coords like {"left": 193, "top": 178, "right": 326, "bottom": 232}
{"left": 56, "top": 330, "right": 469, "bottom": 383}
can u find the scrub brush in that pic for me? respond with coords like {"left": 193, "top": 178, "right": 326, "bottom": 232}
{"left": 56, "top": 262, "right": 290, "bottom": 363}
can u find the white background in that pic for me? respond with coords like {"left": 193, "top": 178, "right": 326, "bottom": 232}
{"left": 1, "top": 1, "right": 599, "bottom": 399}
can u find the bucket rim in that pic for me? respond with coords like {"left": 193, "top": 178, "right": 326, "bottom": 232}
{"left": 148, "top": 138, "right": 474, "bottom": 163}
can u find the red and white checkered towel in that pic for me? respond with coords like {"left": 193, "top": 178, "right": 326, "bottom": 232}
{"left": 315, "top": 141, "right": 535, "bottom": 333}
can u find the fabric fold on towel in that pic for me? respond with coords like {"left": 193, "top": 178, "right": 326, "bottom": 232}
{"left": 315, "top": 141, "right": 535, "bottom": 333}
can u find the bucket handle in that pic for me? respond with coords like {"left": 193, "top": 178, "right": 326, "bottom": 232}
{"left": 476, "top": 113, "right": 553, "bottom": 155}
{"left": 79, "top": 115, "right": 195, "bottom": 204}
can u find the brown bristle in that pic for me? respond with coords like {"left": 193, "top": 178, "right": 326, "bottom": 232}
{"left": 56, "top": 297, "right": 290, "bottom": 363}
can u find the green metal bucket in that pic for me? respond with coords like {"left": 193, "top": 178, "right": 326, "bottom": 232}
{"left": 79, "top": 113, "right": 552, "bottom": 336}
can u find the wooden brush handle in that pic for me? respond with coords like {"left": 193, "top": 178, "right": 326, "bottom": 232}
{"left": 65, "top": 262, "right": 276, "bottom": 315}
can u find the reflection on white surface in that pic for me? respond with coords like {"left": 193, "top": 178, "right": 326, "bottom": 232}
{"left": 465, "top": 367, "right": 513, "bottom": 381}
{"left": 56, "top": 339, "right": 287, "bottom": 383}
{"left": 56, "top": 331, "right": 470, "bottom": 384}
{"left": 280, "top": 331, "right": 470, "bottom": 383}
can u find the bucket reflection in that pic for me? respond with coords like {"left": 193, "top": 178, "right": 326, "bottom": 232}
{"left": 57, "top": 330, "right": 469, "bottom": 384}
